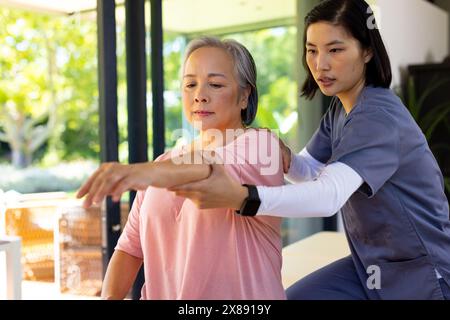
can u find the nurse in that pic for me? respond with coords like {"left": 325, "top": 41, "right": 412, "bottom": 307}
{"left": 171, "top": 0, "right": 450, "bottom": 299}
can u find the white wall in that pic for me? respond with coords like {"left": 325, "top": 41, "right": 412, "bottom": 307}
{"left": 375, "top": 0, "right": 449, "bottom": 87}
{"left": 434, "top": 0, "right": 450, "bottom": 54}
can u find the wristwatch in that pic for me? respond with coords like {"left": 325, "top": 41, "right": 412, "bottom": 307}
{"left": 236, "top": 184, "right": 261, "bottom": 217}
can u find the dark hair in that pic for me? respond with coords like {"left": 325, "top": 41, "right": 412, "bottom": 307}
{"left": 301, "top": 0, "right": 392, "bottom": 100}
{"left": 183, "top": 37, "right": 258, "bottom": 126}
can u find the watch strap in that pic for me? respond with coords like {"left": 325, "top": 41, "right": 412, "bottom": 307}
{"left": 236, "top": 184, "right": 261, "bottom": 217}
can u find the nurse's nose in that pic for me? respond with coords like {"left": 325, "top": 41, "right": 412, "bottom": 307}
{"left": 316, "top": 52, "right": 331, "bottom": 71}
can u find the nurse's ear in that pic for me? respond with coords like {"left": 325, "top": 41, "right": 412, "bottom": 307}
{"left": 363, "top": 48, "right": 374, "bottom": 64}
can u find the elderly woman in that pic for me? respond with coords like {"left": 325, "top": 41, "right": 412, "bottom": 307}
{"left": 77, "top": 37, "right": 286, "bottom": 300}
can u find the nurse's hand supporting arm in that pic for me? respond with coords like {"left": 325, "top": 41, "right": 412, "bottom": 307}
{"left": 171, "top": 162, "right": 364, "bottom": 218}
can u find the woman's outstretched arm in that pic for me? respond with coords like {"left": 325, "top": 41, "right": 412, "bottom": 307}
{"left": 76, "top": 151, "right": 212, "bottom": 208}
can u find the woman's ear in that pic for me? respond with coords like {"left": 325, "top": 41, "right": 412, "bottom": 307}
{"left": 364, "top": 48, "right": 374, "bottom": 64}
{"left": 240, "top": 85, "right": 251, "bottom": 110}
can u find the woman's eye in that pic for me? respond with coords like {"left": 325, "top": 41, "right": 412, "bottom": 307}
{"left": 330, "top": 48, "right": 343, "bottom": 53}
{"left": 185, "top": 83, "right": 196, "bottom": 88}
{"left": 307, "top": 49, "right": 316, "bottom": 54}
{"left": 210, "top": 83, "right": 223, "bottom": 88}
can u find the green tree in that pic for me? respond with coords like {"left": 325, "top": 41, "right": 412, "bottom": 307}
{"left": 0, "top": 9, "right": 56, "bottom": 167}
{"left": 227, "top": 27, "right": 298, "bottom": 141}
{"left": 0, "top": 8, "right": 99, "bottom": 167}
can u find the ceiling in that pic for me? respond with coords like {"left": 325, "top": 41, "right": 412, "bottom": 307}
{"left": 0, "top": 0, "right": 107, "bottom": 15}
{"left": 0, "top": 0, "right": 297, "bottom": 34}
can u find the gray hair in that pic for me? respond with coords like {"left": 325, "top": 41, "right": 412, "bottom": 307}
{"left": 181, "top": 36, "right": 258, "bottom": 126}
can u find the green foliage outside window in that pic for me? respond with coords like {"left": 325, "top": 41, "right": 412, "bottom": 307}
{"left": 0, "top": 8, "right": 99, "bottom": 168}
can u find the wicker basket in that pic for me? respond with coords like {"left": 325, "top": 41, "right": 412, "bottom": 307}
{"left": 5, "top": 206, "right": 56, "bottom": 282}
{"left": 55, "top": 202, "right": 131, "bottom": 296}
{"left": 58, "top": 207, "right": 102, "bottom": 247}
{"left": 59, "top": 248, "right": 103, "bottom": 296}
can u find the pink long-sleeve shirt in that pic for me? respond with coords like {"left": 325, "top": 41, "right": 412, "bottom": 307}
{"left": 116, "top": 129, "right": 286, "bottom": 299}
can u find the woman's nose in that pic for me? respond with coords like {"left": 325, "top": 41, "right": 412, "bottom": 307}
{"left": 316, "top": 53, "right": 331, "bottom": 71}
{"left": 194, "top": 89, "right": 209, "bottom": 103}
{"left": 194, "top": 96, "right": 208, "bottom": 103}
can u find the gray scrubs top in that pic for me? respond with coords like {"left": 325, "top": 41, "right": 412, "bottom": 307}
{"left": 307, "top": 86, "right": 450, "bottom": 299}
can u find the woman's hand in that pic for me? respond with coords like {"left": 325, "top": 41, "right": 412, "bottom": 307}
{"left": 76, "top": 162, "right": 154, "bottom": 208}
{"left": 169, "top": 164, "right": 248, "bottom": 210}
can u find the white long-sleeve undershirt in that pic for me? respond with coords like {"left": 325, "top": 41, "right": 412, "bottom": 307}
{"left": 285, "top": 148, "right": 326, "bottom": 183}
{"left": 257, "top": 160, "right": 364, "bottom": 218}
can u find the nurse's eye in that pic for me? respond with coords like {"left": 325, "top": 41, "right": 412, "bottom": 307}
{"left": 307, "top": 49, "right": 316, "bottom": 55}
{"left": 330, "top": 48, "right": 343, "bottom": 53}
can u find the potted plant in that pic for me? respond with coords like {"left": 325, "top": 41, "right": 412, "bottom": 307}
{"left": 401, "top": 75, "right": 450, "bottom": 196}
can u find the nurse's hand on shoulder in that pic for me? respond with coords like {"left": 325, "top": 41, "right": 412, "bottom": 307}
{"left": 278, "top": 137, "right": 292, "bottom": 174}
{"left": 257, "top": 128, "right": 291, "bottom": 174}
{"left": 76, "top": 162, "right": 154, "bottom": 208}
{"left": 169, "top": 164, "right": 248, "bottom": 210}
